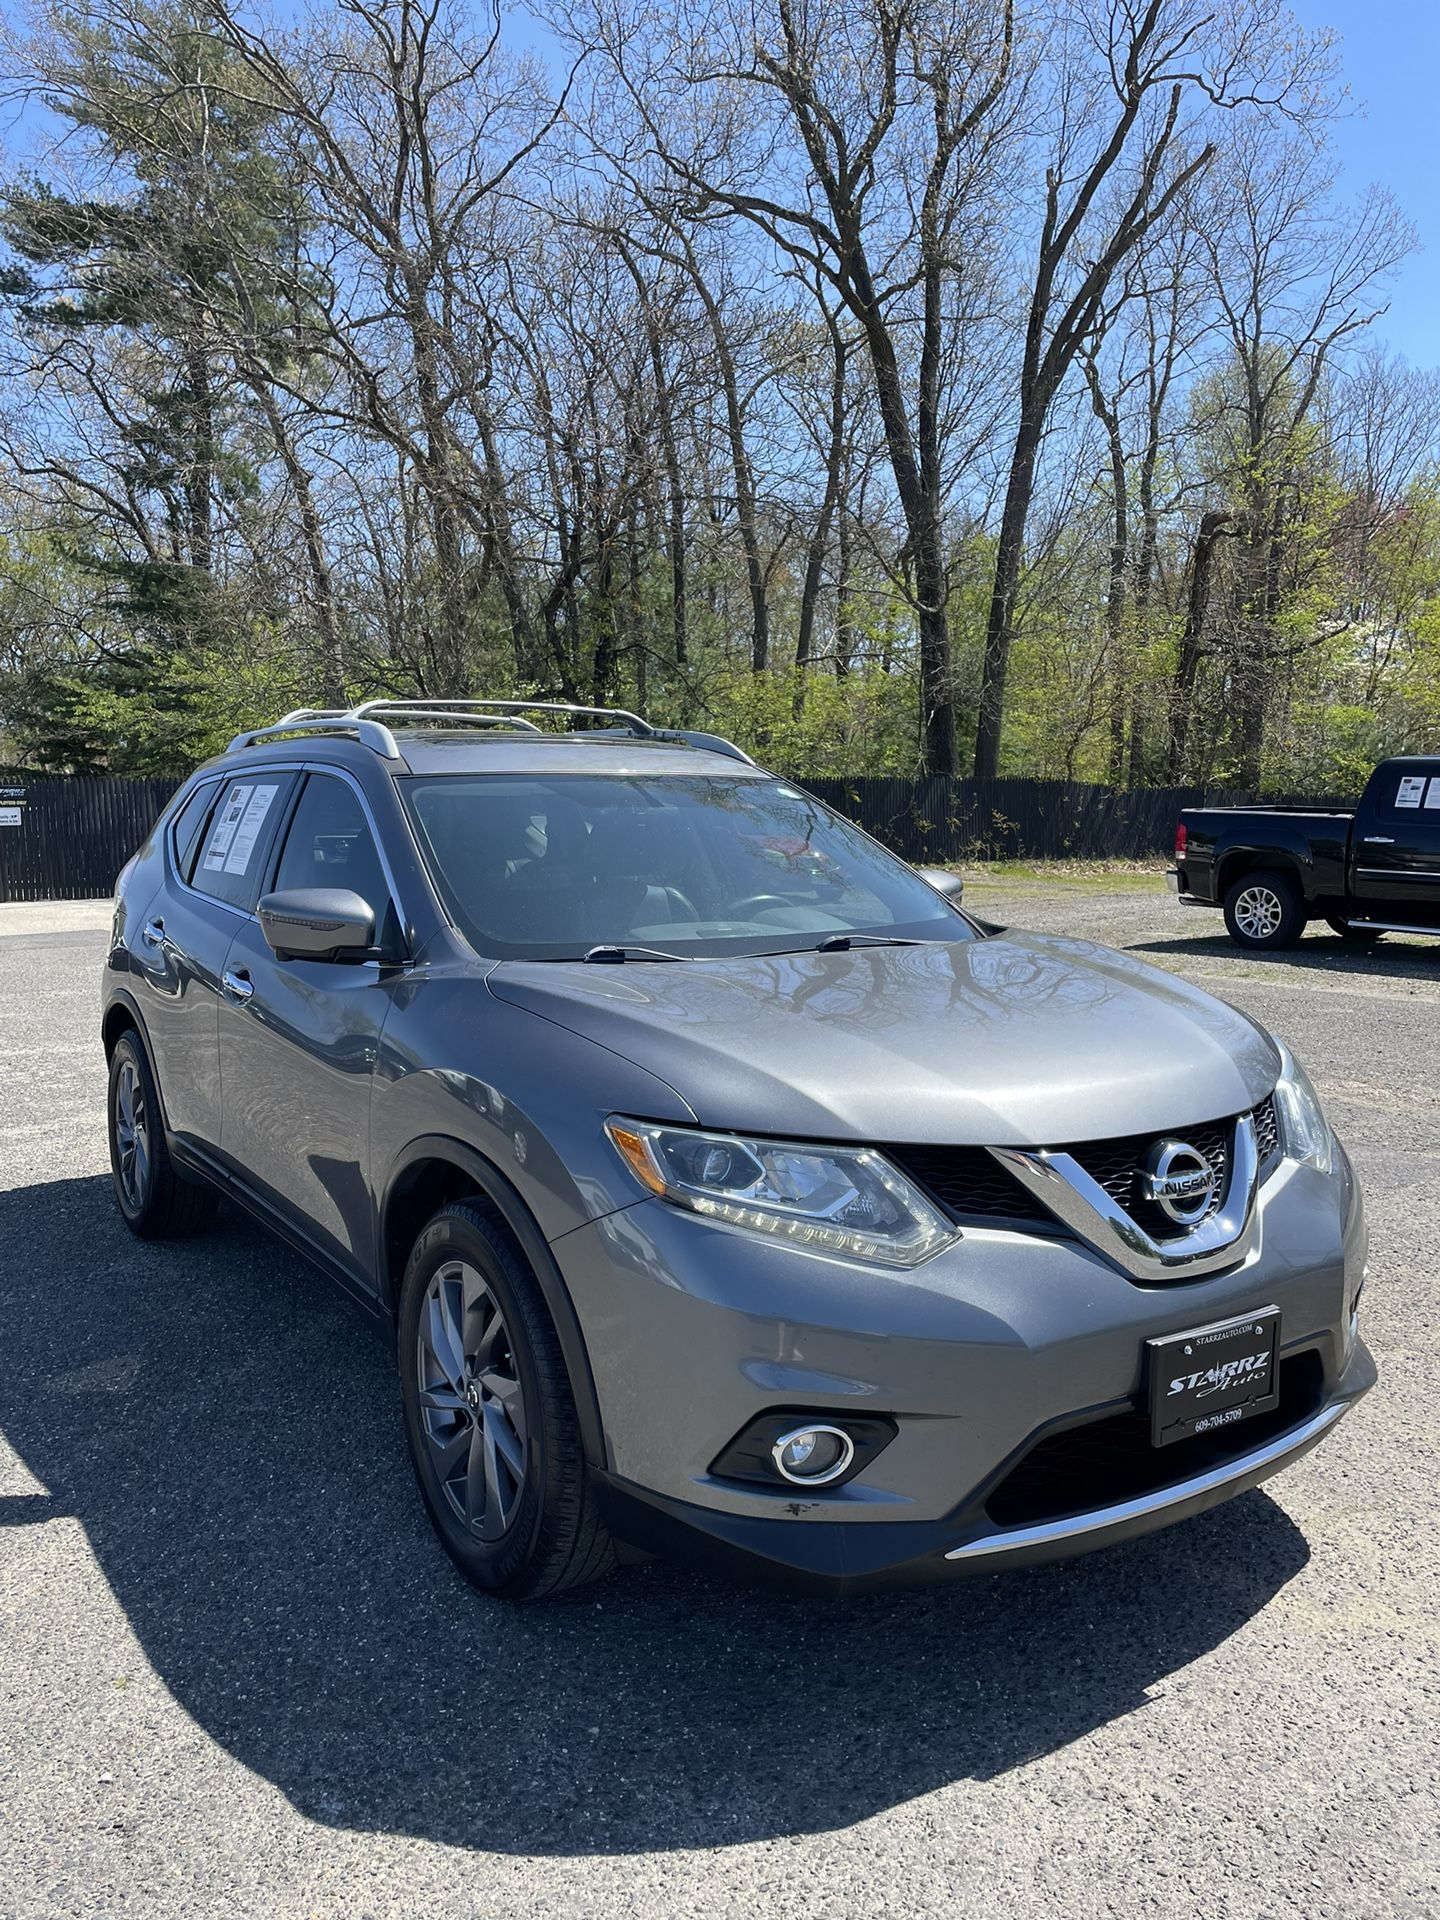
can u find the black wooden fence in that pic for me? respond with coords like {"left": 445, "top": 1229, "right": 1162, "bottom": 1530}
{"left": 803, "top": 775, "right": 1248, "bottom": 863}
{"left": 0, "top": 775, "right": 179, "bottom": 903}
{"left": 0, "top": 765, "right": 1254, "bottom": 904}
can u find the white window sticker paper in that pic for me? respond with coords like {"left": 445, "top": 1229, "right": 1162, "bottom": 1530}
{"left": 1395, "top": 775, "right": 1427, "bottom": 809}
{"left": 1426, "top": 778, "right": 1440, "bottom": 810}
{"left": 202, "top": 783, "right": 253, "bottom": 870}
{"left": 222, "top": 783, "right": 279, "bottom": 874}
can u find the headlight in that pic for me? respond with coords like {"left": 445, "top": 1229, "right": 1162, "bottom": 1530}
{"left": 604, "top": 1118, "right": 959, "bottom": 1268}
{"left": 1273, "top": 1041, "right": 1333, "bottom": 1173}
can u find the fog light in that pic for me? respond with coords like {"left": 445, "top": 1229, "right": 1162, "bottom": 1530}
{"left": 770, "top": 1424, "right": 855, "bottom": 1486}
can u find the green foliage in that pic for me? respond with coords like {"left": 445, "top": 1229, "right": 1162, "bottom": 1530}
{"left": 8, "top": 631, "right": 303, "bottom": 775}
{"left": 698, "top": 667, "right": 923, "bottom": 777}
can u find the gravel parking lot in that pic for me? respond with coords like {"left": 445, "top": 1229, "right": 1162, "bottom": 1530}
{"left": 1, "top": 879, "right": 1436, "bottom": 1920}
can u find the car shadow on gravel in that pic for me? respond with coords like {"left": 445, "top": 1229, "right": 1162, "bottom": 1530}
{"left": 0, "top": 1174, "right": 1314, "bottom": 1856}
{"left": 1130, "top": 931, "right": 1440, "bottom": 979}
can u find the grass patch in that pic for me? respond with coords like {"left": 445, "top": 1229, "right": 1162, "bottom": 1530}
{"left": 956, "top": 857, "right": 1168, "bottom": 892}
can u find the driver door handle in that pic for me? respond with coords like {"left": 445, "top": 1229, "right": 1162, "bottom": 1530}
{"left": 142, "top": 917, "right": 166, "bottom": 948}
{"left": 1362, "top": 836, "right": 1395, "bottom": 844}
{"left": 222, "top": 968, "right": 254, "bottom": 1003}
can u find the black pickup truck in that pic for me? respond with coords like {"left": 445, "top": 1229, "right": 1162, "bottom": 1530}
{"left": 1170, "top": 755, "right": 1440, "bottom": 949}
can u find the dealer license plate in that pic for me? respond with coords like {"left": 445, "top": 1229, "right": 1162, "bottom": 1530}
{"left": 1147, "top": 1307, "right": 1281, "bottom": 1447}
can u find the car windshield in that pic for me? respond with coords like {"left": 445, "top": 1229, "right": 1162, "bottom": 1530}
{"left": 401, "top": 773, "right": 974, "bottom": 961}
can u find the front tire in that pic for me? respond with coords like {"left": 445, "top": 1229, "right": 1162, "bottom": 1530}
{"left": 1222, "top": 869, "right": 1305, "bottom": 950}
{"left": 106, "top": 1028, "right": 214, "bottom": 1238}
{"left": 398, "top": 1200, "right": 614, "bottom": 1600}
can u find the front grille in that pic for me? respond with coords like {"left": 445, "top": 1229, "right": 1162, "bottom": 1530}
{"left": 983, "top": 1349, "right": 1325, "bottom": 1530}
{"left": 1068, "top": 1116, "right": 1233, "bottom": 1240}
{"left": 1253, "top": 1092, "right": 1280, "bottom": 1167}
{"left": 889, "top": 1145, "right": 1053, "bottom": 1226}
{"left": 887, "top": 1092, "right": 1282, "bottom": 1237}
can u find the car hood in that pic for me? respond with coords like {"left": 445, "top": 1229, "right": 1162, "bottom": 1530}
{"left": 485, "top": 932, "right": 1280, "bottom": 1147}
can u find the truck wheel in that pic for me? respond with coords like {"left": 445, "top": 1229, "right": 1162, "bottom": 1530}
{"left": 1325, "top": 917, "right": 1383, "bottom": 943}
{"left": 1223, "top": 870, "right": 1304, "bottom": 950}
{"left": 398, "top": 1200, "right": 615, "bottom": 1601}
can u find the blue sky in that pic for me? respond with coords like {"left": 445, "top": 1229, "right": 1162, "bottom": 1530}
{"left": 1288, "top": 0, "right": 1438, "bottom": 367}
{"left": 3, "top": 0, "right": 1433, "bottom": 368}
{"left": 508, "top": 0, "right": 1438, "bottom": 370}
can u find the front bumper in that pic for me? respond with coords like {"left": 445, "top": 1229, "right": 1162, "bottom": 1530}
{"left": 595, "top": 1339, "right": 1375, "bottom": 1593}
{"left": 556, "top": 1148, "right": 1371, "bottom": 1592}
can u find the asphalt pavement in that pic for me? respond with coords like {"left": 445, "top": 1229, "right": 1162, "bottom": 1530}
{"left": 0, "top": 880, "right": 1435, "bottom": 1919}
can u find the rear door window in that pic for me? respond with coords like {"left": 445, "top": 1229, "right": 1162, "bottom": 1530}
{"left": 1376, "top": 765, "right": 1440, "bottom": 820}
{"left": 192, "top": 775, "right": 295, "bottom": 911}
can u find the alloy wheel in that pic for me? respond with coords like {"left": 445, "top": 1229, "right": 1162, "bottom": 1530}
{"left": 1234, "top": 885, "right": 1283, "bottom": 941}
{"left": 416, "top": 1259, "right": 528, "bottom": 1540}
{"left": 114, "top": 1058, "right": 151, "bottom": 1209}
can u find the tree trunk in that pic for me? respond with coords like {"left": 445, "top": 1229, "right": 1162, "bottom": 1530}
{"left": 1167, "top": 511, "right": 1233, "bottom": 779}
{"left": 685, "top": 258, "right": 768, "bottom": 673}
{"left": 975, "top": 408, "right": 1042, "bottom": 777}
{"left": 794, "top": 332, "right": 848, "bottom": 716}
{"left": 1084, "top": 358, "right": 1129, "bottom": 786}
{"left": 181, "top": 339, "right": 214, "bottom": 578}
{"left": 835, "top": 505, "right": 855, "bottom": 678}
{"left": 250, "top": 377, "right": 345, "bottom": 705}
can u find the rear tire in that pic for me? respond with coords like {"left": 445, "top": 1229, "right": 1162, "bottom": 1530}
{"left": 106, "top": 1028, "right": 214, "bottom": 1238}
{"left": 1222, "top": 869, "right": 1305, "bottom": 950}
{"left": 398, "top": 1200, "right": 615, "bottom": 1601}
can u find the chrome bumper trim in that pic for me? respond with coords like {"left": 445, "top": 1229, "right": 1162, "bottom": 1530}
{"left": 944, "top": 1398, "right": 1348, "bottom": 1561}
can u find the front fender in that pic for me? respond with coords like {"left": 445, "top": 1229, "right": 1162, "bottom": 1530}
{"left": 378, "top": 1132, "right": 612, "bottom": 1470}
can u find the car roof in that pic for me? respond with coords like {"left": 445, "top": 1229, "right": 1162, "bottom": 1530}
{"left": 204, "top": 727, "right": 772, "bottom": 783}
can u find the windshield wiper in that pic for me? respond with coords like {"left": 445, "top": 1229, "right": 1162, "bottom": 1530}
{"left": 754, "top": 933, "right": 932, "bottom": 956}
{"left": 815, "top": 933, "right": 930, "bottom": 951}
{"left": 581, "top": 944, "right": 693, "bottom": 964}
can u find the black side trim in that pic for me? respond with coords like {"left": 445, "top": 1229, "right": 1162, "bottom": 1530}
{"left": 169, "top": 1140, "right": 385, "bottom": 1322}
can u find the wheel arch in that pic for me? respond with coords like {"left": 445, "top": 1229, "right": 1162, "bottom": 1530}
{"left": 102, "top": 989, "right": 148, "bottom": 1062}
{"left": 1216, "top": 846, "right": 1307, "bottom": 901}
{"left": 380, "top": 1135, "right": 608, "bottom": 1471}
{"left": 100, "top": 993, "right": 177, "bottom": 1138}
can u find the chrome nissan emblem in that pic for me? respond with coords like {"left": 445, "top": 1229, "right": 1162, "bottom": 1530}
{"left": 1140, "top": 1139, "right": 1218, "bottom": 1226}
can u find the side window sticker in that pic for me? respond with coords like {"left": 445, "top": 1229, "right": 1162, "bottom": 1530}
{"left": 202, "top": 783, "right": 254, "bottom": 870}
{"left": 1425, "top": 778, "right": 1440, "bottom": 810}
{"left": 222, "top": 783, "right": 280, "bottom": 874}
{"left": 1395, "top": 775, "right": 1427, "bottom": 809}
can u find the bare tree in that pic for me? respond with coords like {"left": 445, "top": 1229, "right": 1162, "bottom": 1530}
{"left": 570, "top": 0, "right": 1020, "bottom": 771}
{"left": 972, "top": 0, "right": 1329, "bottom": 776}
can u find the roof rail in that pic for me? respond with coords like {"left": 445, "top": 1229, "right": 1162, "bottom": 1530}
{"left": 225, "top": 712, "right": 403, "bottom": 758}
{"left": 353, "top": 697, "right": 657, "bottom": 737}
{"left": 349, "top": 701, "right": 545, "bottom": 735}
{"left": 226, "top": 699, "right": 754, "bottom": 765}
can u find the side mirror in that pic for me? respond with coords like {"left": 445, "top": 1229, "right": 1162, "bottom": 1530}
{"left": 915, "top": 866, "right": 964, "bottom": 904}
{"left": 258, "top": 887, "right": 376, "bottom": 963}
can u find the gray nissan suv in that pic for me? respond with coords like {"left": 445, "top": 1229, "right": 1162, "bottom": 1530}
{"left": 102, "top": 700, "right": 1375, "bottom": 1598}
